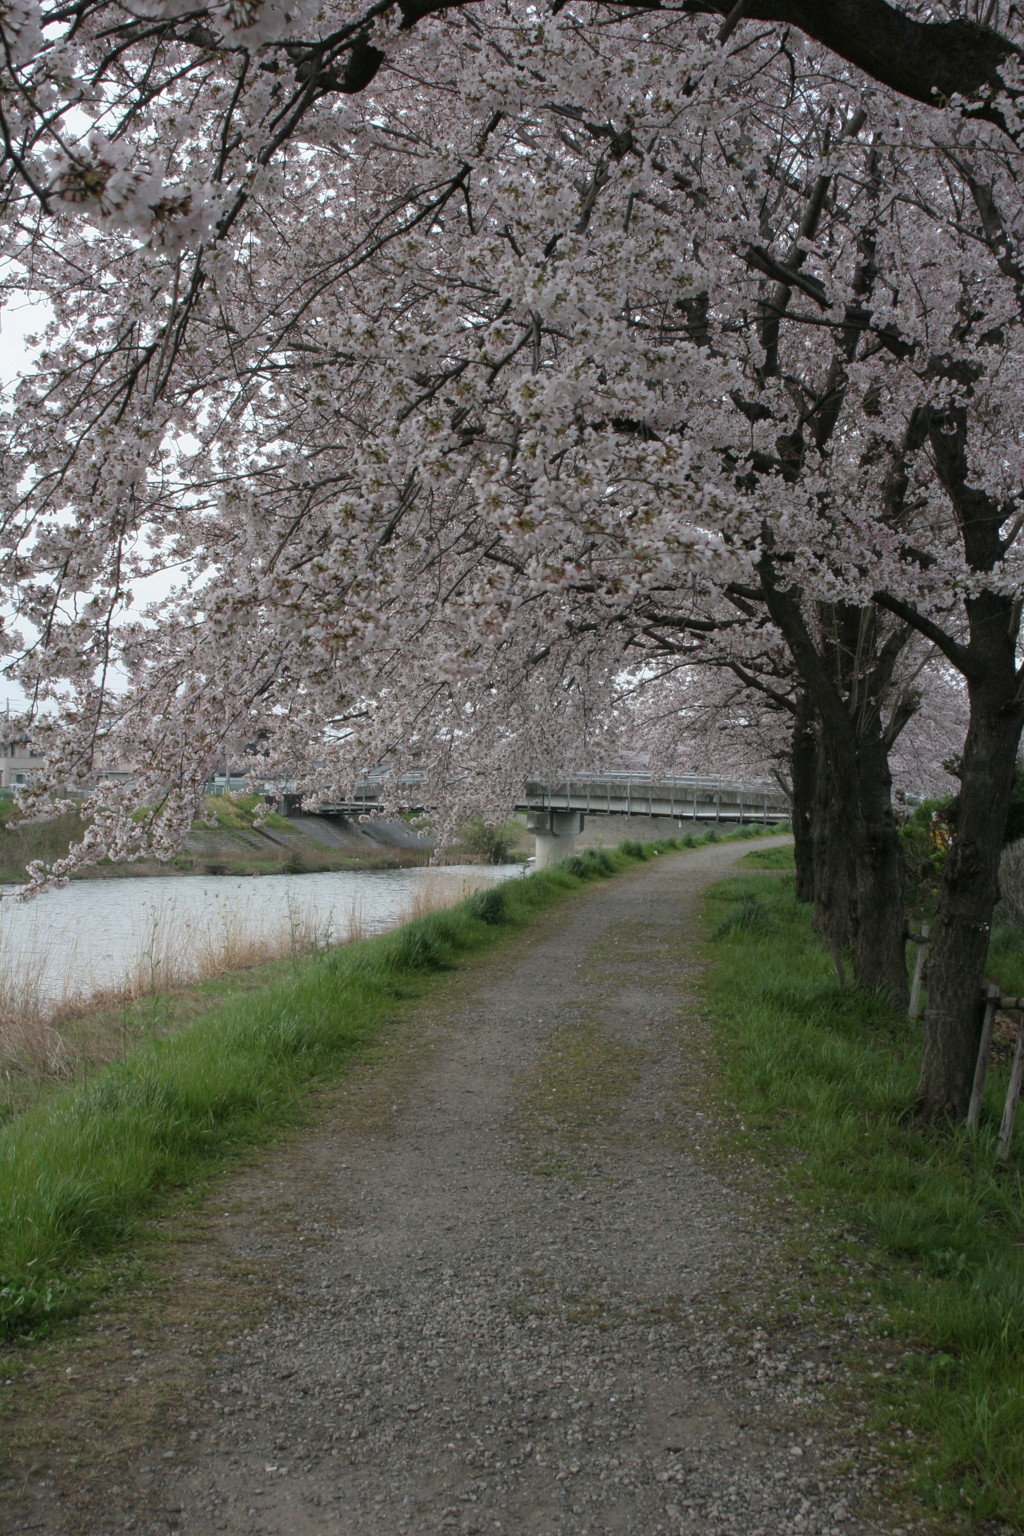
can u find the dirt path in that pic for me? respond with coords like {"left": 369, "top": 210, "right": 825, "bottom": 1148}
{"left": 4, "top": 841, "right": 886, "bottom": 1536}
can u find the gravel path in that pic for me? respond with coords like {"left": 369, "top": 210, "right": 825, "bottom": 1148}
{"left": 6, "top": 840, "right": 886, "bottom": 1536}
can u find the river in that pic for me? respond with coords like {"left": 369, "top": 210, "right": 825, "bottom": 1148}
{"left": 0, "top": 863, "right": 524, "bottom": 1006}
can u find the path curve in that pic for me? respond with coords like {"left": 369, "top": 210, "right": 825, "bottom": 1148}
{"left": 8, "top": 840, "right": 882, "bottom": 1536}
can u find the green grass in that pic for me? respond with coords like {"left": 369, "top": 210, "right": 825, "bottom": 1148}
{"left": 0, "top": 807, "right": 91, "bottom": 884}
{"left": 0, "top": 831, "right": 774, "bottom": 1341}
{"left": 200, "top": 792, "right": 293, "bottom": 833}
{"left": 736, "top": 843, "right": 795, "bottom": 869}
{"left": 703, "top": 873, "right": 1024, "bottom": 1529}
{"left": 986, "top": 924, "right": 1024, "bottom": 997}
{"left": 0, "top": 958, "right": 309, "bottom": 1129}
{"left": 0, "top": 794, "right": 304, "bottom": 884}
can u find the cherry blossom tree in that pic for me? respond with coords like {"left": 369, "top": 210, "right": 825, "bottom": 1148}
{"left": 1, "top": 2, "right": 1024, "bottom": 1119}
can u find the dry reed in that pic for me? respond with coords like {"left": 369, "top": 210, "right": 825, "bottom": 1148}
{"left": 399, "top": 870, "right": 493, "bottom": 922}
{"left": 0, "top": 873, "right": 502, "bottom": 1087}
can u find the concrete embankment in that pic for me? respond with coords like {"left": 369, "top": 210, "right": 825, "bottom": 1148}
{"left": 0, "top": 806, "right": 437, "bottom": 882}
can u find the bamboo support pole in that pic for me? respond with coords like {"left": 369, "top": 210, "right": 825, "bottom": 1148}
{"left": 997, "top": 1029, "right": 1024, "bottom": 1164}
{"left": 908, "top": 922, "right": 930, "bottom": 1021}
{"left": 967, "top": 984, "right": 1001, "bottom": 1130}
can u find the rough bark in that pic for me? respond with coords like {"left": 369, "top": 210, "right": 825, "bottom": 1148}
{"left": 790, "top": 692, "right": 816, "bottom": 905}
{"left": 674, "top": 1, "right": 1022, "bottom": 132}
{"left": 875, "top": 404, "right": 1024, "bottom": 1120}
{"left": 810, "top": 740, "right": 855, "bottom": 982}
{"left": 852, "top": 731, "right": 907, "bottom": 1009}
{"left": 761, "top": 578, "right": 911, "bottom": 1005}
{"left": 916, "top": 624, "right": 1024, "bottom": 1120}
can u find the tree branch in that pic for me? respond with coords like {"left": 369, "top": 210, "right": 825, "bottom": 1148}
{"left": 871, "top": 591, "right": 973, "bottom": 678}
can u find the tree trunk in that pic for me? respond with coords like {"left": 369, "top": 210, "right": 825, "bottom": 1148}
{"left": 852, "top": 733, "right": 908, "bottom": 1009}
{"left": 760, "top": 581, "right": 909, "bottom": 993}
{"left": 917, "top": 688, "right": 1024, "bottom": 1120}
{"left": 811, "top": 741, "right": 856, "bottom": 981}
{"left": 790, "top": 694, "right": 816, "bottom": 904}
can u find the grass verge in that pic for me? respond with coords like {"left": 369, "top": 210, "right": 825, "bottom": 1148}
{"left": 0, "top": 826, "right": 773, "bottom": 1342}
{"left": 703, "top": 871, "right": 1024, "bottom": 1530}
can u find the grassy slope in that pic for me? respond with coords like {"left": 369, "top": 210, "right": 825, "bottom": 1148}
{"left": 0, "top": 959, "right": 300, "bottom": 1128}
{"left": 0, "top": 827, "right": 775, "bottom": 1341}
{"left": 0, "top": 794, "right": 425, "bottom": 882}
{"left": 704, "top": 870, "right": 1024, "bottom": 1530}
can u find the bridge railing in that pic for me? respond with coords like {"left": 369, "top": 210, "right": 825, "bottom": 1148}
{"left": 276, "top": 771, "right": 790, "bottom": 823}
{"left": 515, "top": 775, "right": 789, "bottom": 822}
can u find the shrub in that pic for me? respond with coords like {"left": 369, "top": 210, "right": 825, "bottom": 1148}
{"left": 586, "top": 849, "right": 615, "bottom": 874}
{"left": 460, "top": 818, "right": 520, "bottom": 864}
{"left": 467, "top": 885, "right": 509, "bottom": 925}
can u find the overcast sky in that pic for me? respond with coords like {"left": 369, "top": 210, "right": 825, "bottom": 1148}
{"left": 2, "top": 294, "right": 52, "bottom": 716}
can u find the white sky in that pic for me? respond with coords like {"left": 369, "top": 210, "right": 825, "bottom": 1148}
{"left": 0, "top": 296, "right": 51, "bottom": 715}
{"left": 0, "top": 291, "right": 50, "bottom": 391}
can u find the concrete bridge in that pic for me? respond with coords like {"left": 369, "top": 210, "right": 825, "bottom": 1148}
{"left": 514, "top": 774, "right": 790, "bottom": 868}
{"left": 280, "top": 770, "right": 790, "bottom": 870}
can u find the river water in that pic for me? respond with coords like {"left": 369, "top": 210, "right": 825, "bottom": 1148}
{"left": 0, "top": 863, "right": 523, "bottom": 1005}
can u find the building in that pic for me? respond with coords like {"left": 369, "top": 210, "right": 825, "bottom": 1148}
{"left": 0, "top": 734, "right": 46, "bottom": 789}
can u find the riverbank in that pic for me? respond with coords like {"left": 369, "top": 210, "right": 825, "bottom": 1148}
{"left": 0, "top": 865, "right": 519, "bottom": 1124}
{"left": 703, "top": 864, "right": 1024, "bottom": 1530}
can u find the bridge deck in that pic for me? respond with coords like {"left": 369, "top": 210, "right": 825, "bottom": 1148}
{"left": 515, "top": 776, "right": 790, "bottom": 824}
{"left": 288, "top": 774, "right": 790, "bottom": 823}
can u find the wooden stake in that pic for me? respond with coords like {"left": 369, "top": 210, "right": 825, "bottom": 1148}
{"left": 967, "top": 983, "right": 1001, "bottom": 1130}
{"left": 908, "top": 922, "right": 930, "bottom": 1021}
{"left": 997, "top": 1028, "right": 1024, "bottom": 1164}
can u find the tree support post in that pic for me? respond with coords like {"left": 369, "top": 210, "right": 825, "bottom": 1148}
{"left": 907, "top": 923, "right": 930, "bottom": 1021}
{"left": 997, "top": 1028, "right": 1024, "bottom": 1164}
{"left": 967, "top": 983, "right": 1000, "bottom": 1129}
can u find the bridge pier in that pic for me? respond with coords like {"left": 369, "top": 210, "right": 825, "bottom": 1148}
{"left": 528, "top": 810, "right": 584, "bottom": 869}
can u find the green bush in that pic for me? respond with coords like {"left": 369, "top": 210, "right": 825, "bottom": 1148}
{"left": 0, "top": 1265, "right": 76, "bottom": 1336}
{"left": 467, "top": 884, "right": 509, "bottom": 925}
{"left": 459, "top": 817, "right": 521, "bottom": 864}
{"left": 901, "top": 797, "right": 956, "bottom": 917}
